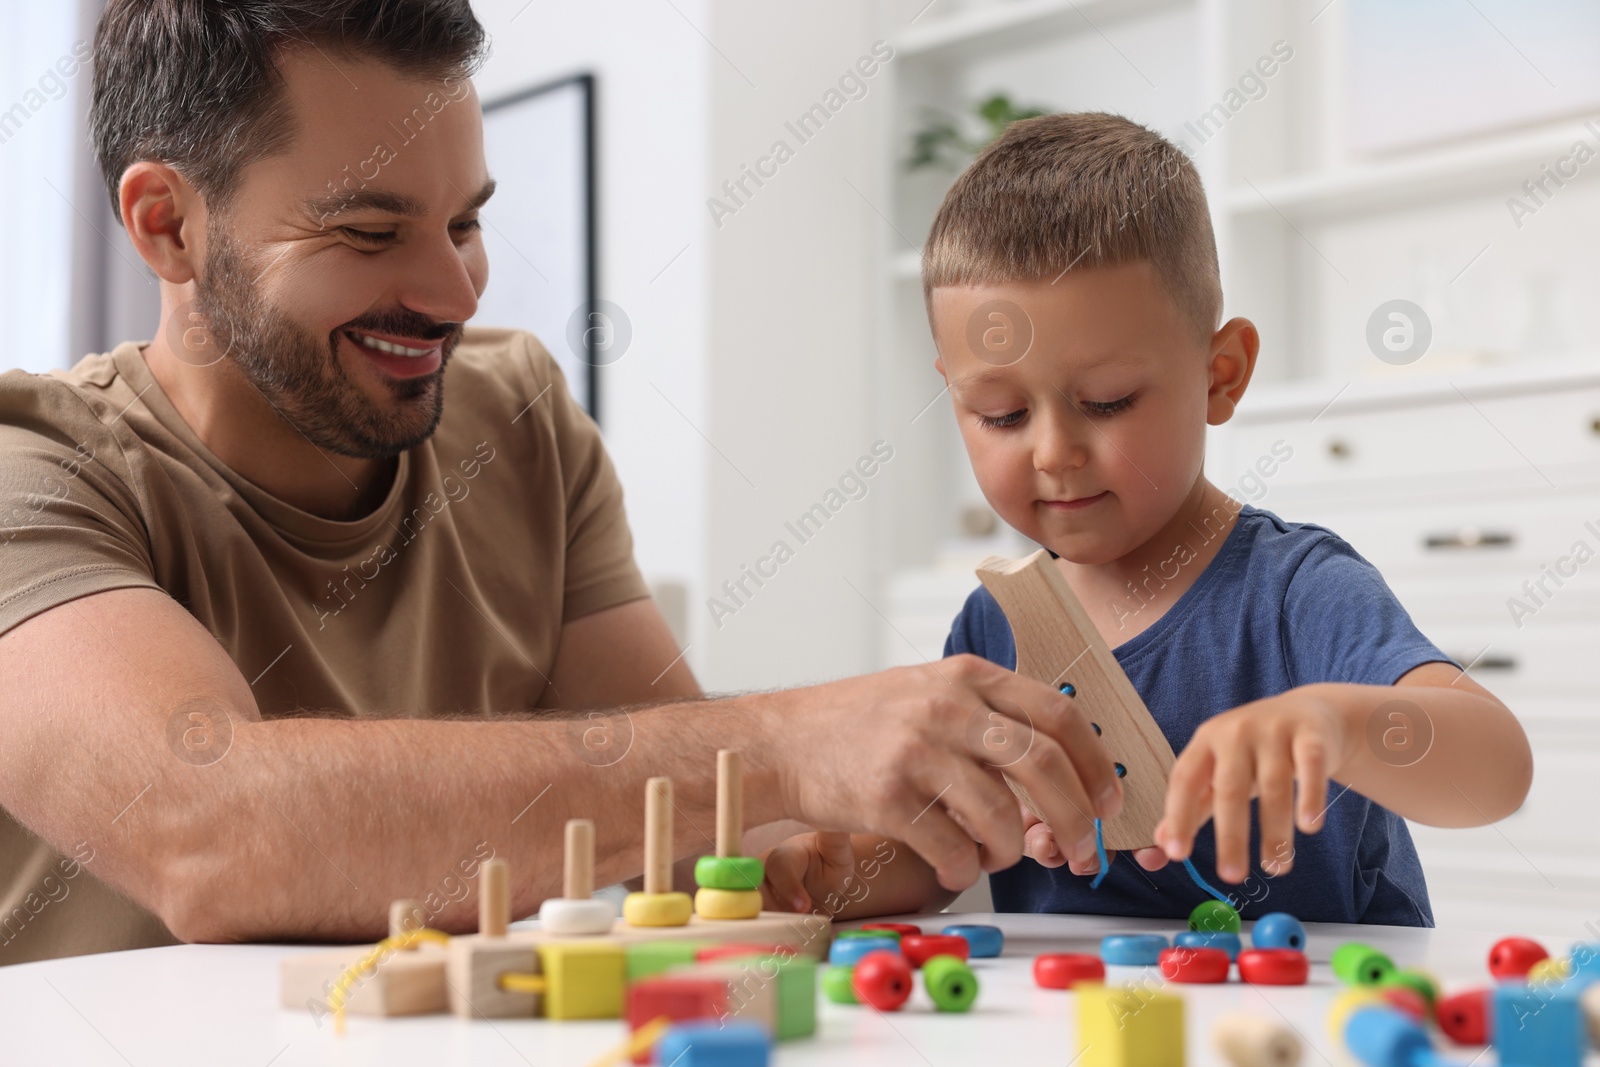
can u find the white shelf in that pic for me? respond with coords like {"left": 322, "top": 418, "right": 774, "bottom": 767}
{"left": 1221, "top": 120, "right": 1599, "bottom": 221}
{"left": 894, "top": 0, "right": 1187, "bottom": 63}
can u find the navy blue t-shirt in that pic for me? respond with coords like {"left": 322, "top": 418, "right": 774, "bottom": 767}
{"left": 943, "top": 505, "right": 1450, "bottom": 927}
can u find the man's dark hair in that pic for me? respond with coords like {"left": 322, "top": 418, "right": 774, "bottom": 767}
{"left": 90, "top": 0, "right": 489, "bottom": 222}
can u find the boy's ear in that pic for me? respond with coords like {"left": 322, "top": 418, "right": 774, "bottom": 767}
{"left": 1205, "top": 317, "right": 1259, "bottom": 426}
{"left": 933, "top": 355, "right": 947, "bottom": 380}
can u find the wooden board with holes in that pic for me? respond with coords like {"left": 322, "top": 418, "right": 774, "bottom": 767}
{"left": 976, "top": 549, "right": 1175, "bottom": 851}
{"left": 278, "top": 913, "right": 832, "bottom": 1018}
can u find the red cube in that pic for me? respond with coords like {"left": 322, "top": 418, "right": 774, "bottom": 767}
{"left": 901, "top": 934, "right": 969, "bottom": 968}
{"left": 694, "top": 942, "right": 787, "bottom": 963}
{"left": 1158, "top": 946, "right": 1230, "bottom": 983}
{"left": 626, "top": 977, "right": 728, "bottom": 1063}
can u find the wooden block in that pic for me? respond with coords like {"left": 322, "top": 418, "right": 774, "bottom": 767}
{"left": 1078, "top": 984, "right": 1185, "bottom": 1067}
{"left": 537, "top": 941, "right": 627, "bottom": 1020}
{"left": 671, "top": 959, "right": 779, "bottom": 1036}
{"left": 279, "top": 941, "right": 447, "bottom": 1018}
{"left": 1212, "top": 1012, "right": 1302, "bottom": 1067}
{"left": 977, "top": 550, "right": 1176, "bottom": 850}
{"left": 446, "top": 934, "right": 539, "bottom": 1019}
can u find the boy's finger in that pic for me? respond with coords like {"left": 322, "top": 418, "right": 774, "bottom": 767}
{"left": 1256, "top": 747, "right": 1296, "bottom": 876}
{"left": 814, "top": 831, "right": 855, "bottom": 873}
{"left": 1023, "top": 820, "right": 1065, "bottom": 867}
{"left": 1211, "top": 747, "right": 1256, "bottom": 883}
{"left": 977, "top": 672, "right": 1123, "bottom": 822}
{"left": 1160, "top": 747, "right": 1216, "bottom": 859}
{"left": 1292, "top": 733, "right": 1329, "bottom": 832}
{"left": 760, "top": 844, "right": 811, "bottom": 913}
{"left": 1131, "top": 846, "right": 1169, "bottom": 871}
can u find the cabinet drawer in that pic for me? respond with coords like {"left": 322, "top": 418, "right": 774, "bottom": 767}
{"left": 1401, "top": 623, "right": 1600, "bottom": 701}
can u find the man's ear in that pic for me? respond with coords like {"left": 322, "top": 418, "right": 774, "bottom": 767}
{"left": 122, "top": 161, "right": 204, "bottom": 286}
{"left": 1205, "top": 317, "right": 1260, "bottom": 426}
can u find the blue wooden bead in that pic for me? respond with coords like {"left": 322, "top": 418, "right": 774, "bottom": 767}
{"left": 654, "top": 1020, "right": 770, "bottom": 1066}
{"left": 1343, "top": 1006, "right": 1432, "bottom": 1067}
{"left": 1492, "top": 981, "right": 1585, "bottom": 1067}
{"left": 941, "top": 924, "right": 1003, "bottom": 958}
{"left": 1100, "top": 934, "right": 1168, "bottom": 966}
{"left": 1175, "top": 930, "right": 1241, "bottom": 960}
{"left": 828, "top": 936, "right": 899, "bottom": 966}
{"left": 1569, "top": 941, "right": 1600, "bottom": 981}
{"left": 1252, "top": 912, "right": 1306, "bottom": 952}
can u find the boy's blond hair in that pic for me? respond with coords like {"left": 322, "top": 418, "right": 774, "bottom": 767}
{"left": 923, "top": 112, "right": 1222, "bottom": 341}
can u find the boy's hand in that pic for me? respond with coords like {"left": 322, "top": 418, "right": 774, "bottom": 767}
{"left": 1155, "top": 689, "right": 1352, "bottom": 883}
{"left": 1020, "top": 799, "right": 1169, "bottom": 874}
{"left": 761, "top": 831, "right": 857, "bottom": 914}
{"left": 759, "top": 832, "right": 951, "bottom": 920}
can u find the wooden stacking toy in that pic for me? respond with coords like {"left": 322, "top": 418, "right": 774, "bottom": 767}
{"left": 624, "top": 776, "right": 695, "bottom": 927}
{"left": 693, "top": 749, "right": 764, "bottom": 920}
{"left": 538, "top": 819, "right": 617, "bottom": 935}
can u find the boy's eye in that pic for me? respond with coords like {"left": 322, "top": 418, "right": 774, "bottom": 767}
{"left": 977, "top": 409, "right": 1026, "bottom": 430}
{"left": 1081, "top": 395, "right": 1136, "bottom": 417}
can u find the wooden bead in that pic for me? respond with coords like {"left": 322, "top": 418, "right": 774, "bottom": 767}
{"left": 1189, "top": 899, "right": 1241, "bottom": 934}
{"left": 1159, "top": 945, "right": 1231, "bottom": 983}
{"left": 1379, "top": 968, "right": 1438, "bottom": 1012}
{"left": 1331, "top": 942, "right": 1394, "bottom": 986}
{"left": 1379, "top": 985, "right": 1429, "bottom": 1023}
{"left": 1343, "top": 1005, "right": 1434, "bottom": 1066}
{"left": 923, "top": 954, "right": 979, "bottom": 1012}
{"left": 1033, "top": 952, "right": 1105, "bottom": 989}
{"left": 1100, "top": 933, "right": 1168, "bottom": 966}
{"left": 941, "top": 923, "right": 1003, "bottom": 958}
{"left": 837, "top": 928, "right": 899, "bottom": 941}
{"left": 902, "top": 934, "right": 969, "bottom": 968}
{"left": 1238, "top": 948, "right": 1309, "bottom": 986}
{"left": 852, "top": 950, "right": 913, "bottom": 1011}
{"left": 1326, "top": 989, "right": 1385, "bottom": 1042}
{"left": 862, "top": 922, "right": 921, "bottom": 937}
{"left": 1176, "top": 930, "right": 1241, "bottom": 959}
{"left": 821, "top": 965, "right": 857, "bottom": 1004}
{"left": 1212, "top": 1012, "right": 1303, "bottom": 1067}
{"left": 693, "top": 855, "right": 765, "bottom": 892}
{"left": 623, "top": 890, "right": 693, "bottom": 928}
{"left": 537, "top": 897, "right": 616, "bottom": 936}
{"left": 1488, "top": 936, "right": 1548, "bottom": 980}
{"left": 1250, "top": 912, "right": 1305, "bottom": 951}
{"left": 1528, "top": 956, "right": 1572, "bottom": 985}
{"left": 828, "top": 936, "right": 899, "bottom": 966}
{"left": 693, "top": 887, "right": 762, "bottom": 921}
{"left": 1437, "top": 988, "right": 1490, "bottom": 1045}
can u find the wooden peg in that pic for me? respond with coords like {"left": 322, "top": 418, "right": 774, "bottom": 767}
{"left": 541, "top": 819, "right": 616, "bottom": 935}
{"left": 716, "top": 750, "right": 742, "bottom": 857}
{"left": 389, "top": 899, "right": 425, "bottom": 944}
{"left": 480, "top": 857, "right": 509, "bottom": 938}
{"left": 645, "top": 776, "right": 674, "bottom": 895}
{"left": 565, "top": 819, "right": 595, "bottom": 900}
{"left": 976, "top": 550, "right": 1175, "bottom": 850}
{"left": 1213, "top": 1012, "right": 1303, "bottom": 1066}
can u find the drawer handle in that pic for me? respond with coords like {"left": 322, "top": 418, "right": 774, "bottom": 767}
{"left": 1327, "top": 438, "right": 1352, "bottom": 459}
{"left": 1446, "top": 653, "right": 1518, "bottom": 672}
{"left": 1423, "top": 528, "right": 1514, "bottom": 550}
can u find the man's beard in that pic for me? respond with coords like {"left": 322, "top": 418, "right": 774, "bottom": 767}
{"left": 191, "top": 225, "right": 459, "bottom": 460}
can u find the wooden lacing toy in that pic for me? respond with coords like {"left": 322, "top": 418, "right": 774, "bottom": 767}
{"left": 977, "top": 550, "right": 1230, "bottom": 901}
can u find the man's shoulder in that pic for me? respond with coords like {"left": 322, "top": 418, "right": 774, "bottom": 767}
{"left": 0, "top": 348, "right": 141, "bottom": 443}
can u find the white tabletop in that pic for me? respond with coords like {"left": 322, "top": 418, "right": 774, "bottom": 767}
{"left": 0, "top": 911, "right": 1592, "bottom": 1066}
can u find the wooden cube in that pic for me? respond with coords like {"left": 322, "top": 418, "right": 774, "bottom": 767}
{"left": 446, "top": 935, "right": 539, "bottom": 1019}
{"left": 537, "top": 941, "right": 627, "bottom": 1020}
{"left": 627, "top": 976, "right": 730, "bottom": 1064}
{"left": 670, "top": 959, "right": 779, "bottom": 1036}
{"left": 1078, "top": 984, "right": 1185, "bottom": 1067}
{"left": 279, "top": 941, "right": 447, "bottom": 1019}
{"left": 1493, "top": 982, "right": 1585, "bottom": 1067}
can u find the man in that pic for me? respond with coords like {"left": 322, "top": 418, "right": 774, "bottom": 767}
{"left": 0, "top": 0, "right": 1120, "bottom": 965}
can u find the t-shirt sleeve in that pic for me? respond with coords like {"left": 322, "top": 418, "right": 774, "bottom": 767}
{"left": 0, "top": 376, "right": 162, "bottom": 637}
{"left": 1280, "top": 533, "right": 1456, "bottom": 687}
{"left": 522, "top": 339, "right": 650, "bottom": 622}
{"left": 944, "top": 585, "right": 993, "bottom": 659}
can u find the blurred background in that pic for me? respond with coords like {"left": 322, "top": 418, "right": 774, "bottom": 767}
{"left": 7, "top": 0, "right": 1599, "bottom": 928}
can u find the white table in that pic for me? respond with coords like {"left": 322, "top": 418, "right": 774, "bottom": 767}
{"left": 0, "top": 911, "right": 1592, "bottom": 1066}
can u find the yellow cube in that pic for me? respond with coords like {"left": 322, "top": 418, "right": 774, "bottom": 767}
{"left": 1077, "top": 984, "right": 1184, "bottom": 1067}
{"left": 536, "top": 941, "right": 626, "bottom": 1020}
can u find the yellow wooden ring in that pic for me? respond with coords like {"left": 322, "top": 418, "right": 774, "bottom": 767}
{"left": 1327, "top": 988, "right": 1384, "bottom": 1043}
{"left": 623, "top": 891, "right": 693, "bottom": 927}
{"left": 694, "top": 887, "right": 762, "bottom": 921}
{"left": 1529, "top": 956, "right": 1571, "bottom": 986}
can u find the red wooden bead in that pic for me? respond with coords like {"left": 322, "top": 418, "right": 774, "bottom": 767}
{"left": 862, "top": 923, "right": 922, "bottom": 937}
{"left": 1237, "top": 948, "right": 1310, "bottom": 986}
{"left": 1437, "top": 988, "right": 1491, "bottom": 1045}
{"left": 695, "top": 942, "right": 787, "bottom": 963}
{"left": 1487, "top": 937, "right": 1548, "bottom": 980}
{"left": 1158, "top": 946, "right": 1231, "bottom": 983}
{"left": 852, "top": 949, "right": 914, "bottom": 1011}
{"left": 1379, "top": 985, "right": 1430, "bottom": 1022}
{"left": 1033, "top": 953, "right": 1107, "bottom": 990}
{"left": 901, "top": 934, "right": 969, "bottom": 968}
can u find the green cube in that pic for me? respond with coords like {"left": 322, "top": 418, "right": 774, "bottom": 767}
{"left": 766, "top": 953, "right": 817, "bottom": 1040}
{"left": 626, "top": 939, "right": 707, "bottom": 982}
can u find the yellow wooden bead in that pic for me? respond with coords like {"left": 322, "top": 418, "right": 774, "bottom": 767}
{"left": 694, "top": 887, "right": 763, "bottom": 921}
{"left": 1328, "top": 988, "right": 1385, "bottom": 1042}
{"left": 1529, "top": 956, "right": 1572, "bottom": 985}
{"left": 623, "top": 891, "right": 693, "bottom": 928}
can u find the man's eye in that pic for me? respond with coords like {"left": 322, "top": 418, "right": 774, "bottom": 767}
{"left": 1082, "top": 395, "right": 1136, "bottom": 417}
{"left": 452, "top": 218, "right": 482, "bottom": 236}
{"left": 342, "top": 228, "right": 396, "bottom": 245}
{"left": 977, "top": 409, "right": 1026, "bottom": 430}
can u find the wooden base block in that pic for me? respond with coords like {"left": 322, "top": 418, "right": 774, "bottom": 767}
{"left": 446, "top": 935, "right": 540, "bottom": 1019}
{"left": 279, "top": 942, "right": 448, "bottom": 1018}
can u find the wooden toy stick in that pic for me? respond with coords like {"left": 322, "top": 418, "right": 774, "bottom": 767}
{"left": 480, "top": 857, "right": 509, "bottom": 938}
{"left": 389, "top": 899, "right": 424, "bottom": 943}
{"left": 564, "top": 818, "right": 595, "bottom": 900}
{"left": 644, "top": 777, "right": 674, "bottom": 895}
{"left": 976, "top": 550, "right": 1176, "bottom": 850}
{"left": 716, "top": 750, "right": 742, "bottom": 857}
{"left": 1213, "top": 1012, "right": 1302, "bottom": 1066}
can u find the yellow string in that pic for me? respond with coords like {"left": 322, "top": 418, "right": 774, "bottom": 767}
{"left": 585, "top": 1016, "right": 672, "bottom": 1067}
{"left": 497, "top": 972, "right": 548, "bottom": 994}
{"left": 329, "top": 927, "right": 451, "bottom": 1035}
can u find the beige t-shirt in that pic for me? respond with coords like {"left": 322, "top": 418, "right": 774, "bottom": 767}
{"left": 0, "top": 327, "right": 649, "bottom": 965}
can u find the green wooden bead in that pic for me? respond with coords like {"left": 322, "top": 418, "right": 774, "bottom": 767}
{"left": 1188, "top": 899, "right": 1241, "bottom": 935}
{"left": 1332, "top": 941, "right": 1395, "bottom": 986}
{"left": 838, "top": 928, "right": 901, "bottom": 941}
{"left": 694, "top": 855, "right": 765, "bottom": 891}
{"left": 1381, "top": 967, "right": 1438, "bottom": 1007}
{"left": 923, "top": 954, "right": 979, "bottom": 1012}
{"left": 822, "top": 964, "right": 857, "bottom": 1004}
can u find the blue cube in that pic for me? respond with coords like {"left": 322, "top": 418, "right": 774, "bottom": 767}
{"left": 1492, "top": 981, "right": 1585, "bottom": 1067}
{"left": 655, "top": 1021, "right": 770, "bottom": 1066}
{"left": 941, "top": 923, "right": 1003, "bottom": 958}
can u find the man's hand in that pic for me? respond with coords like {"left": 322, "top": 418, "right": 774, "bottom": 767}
{"left": 1018, "top": 797, "right": 1168, "bottom": 875}
{"left": 766, "top": 654, "right": 1122, "bottom": 895}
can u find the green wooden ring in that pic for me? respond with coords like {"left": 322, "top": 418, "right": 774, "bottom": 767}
{"left": 837, "top": 928, "right": 901, "bottom": 941}
{"left": 1188, "top": 899, "right": 1241, "bottom": 935}
{"left": 821, "top": 965, "right": 857, "bottom": 1004}
{"left": 1332, "top": 942, "right": 1395, "bottom": 986}
{"left": 923, "top": 954, "right": 979, "bottom": 1012}
{"left": 694, "top": 855, "right": 765, "bottom": 891}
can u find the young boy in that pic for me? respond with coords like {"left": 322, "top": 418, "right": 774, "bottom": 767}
{"left": 760, "top": 112, "right": 1531, "bottom": 926}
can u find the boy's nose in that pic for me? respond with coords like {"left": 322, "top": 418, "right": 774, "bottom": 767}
{"left": 1032, "top": 408, "right": 1090, "bottom": 474}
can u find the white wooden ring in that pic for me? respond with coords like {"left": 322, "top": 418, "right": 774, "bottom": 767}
{"left": 538, "top": 897, "right": 616, "bottom": 936}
